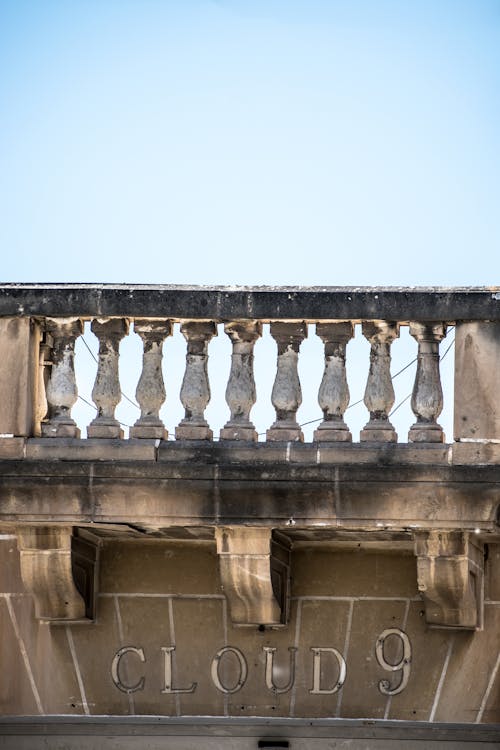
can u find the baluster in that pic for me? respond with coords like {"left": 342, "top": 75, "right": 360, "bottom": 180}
{"left": 129, "top": 320, "right": 172, "bottom": 440}
{"left": 36, "top": 329, "right": 52, "bottom": 437}
{"left": 41, "top": 318, "right": 83, "bottom": 438}
{"left": 220, "top": 321, "right": 262, "bottom": 441}
{"left": 361, "top": 320, "right": 399, "bottom": 442}
{"left": 314, "top": 322, "right": 354, "bottom": 442}
{"left": 408, "top": 322, "right": 446, "bottom": 442}
{"left": 175, "top": 321, "right": 217, "bottom": 440}
{"left": 266, "top": 322, "right": 307, "bottom": 442}
{"left": 87, "top": 318, "right": 129, "bottom": 439}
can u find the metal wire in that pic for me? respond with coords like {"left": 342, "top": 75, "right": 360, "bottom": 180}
{"left": 80, "top": 334, "right": 140, "bottom": 409}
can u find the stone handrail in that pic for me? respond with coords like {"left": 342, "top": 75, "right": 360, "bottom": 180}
{"left": 0, "top": 284, "right": 499, "bottom": 443}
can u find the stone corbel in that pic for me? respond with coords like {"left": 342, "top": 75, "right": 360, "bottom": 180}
{"left": 414, "top": 530, "right": 484, "bottom": 630}
{"left": 216, "top": 527, "right": 291, "bottom": 626}
{"left": 16, "top": 526, "right": 100, "bottom": 623}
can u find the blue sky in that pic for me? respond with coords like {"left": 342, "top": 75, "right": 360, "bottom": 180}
{"left": 1, "top": 0, "right": 499, "bottom": 285}
{"left": 0, "top": 1, "right": 497, "bottom": 439}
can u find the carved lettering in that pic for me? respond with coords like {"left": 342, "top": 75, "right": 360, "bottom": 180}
{"left": 161, "top": 646, "right": 197, "bottom": 694}
{"left": 210, "top": 646, "right": 248, "bottom": 694}
{"left": 110, "top": 631, "right": 414, "bottom": 699}
{"left": 111, "top": 646, "right": 146, "bottom": 694}
{"left": 375, "top": 628, "right": 411, "bottom": 695}
{"left": 263, "top": 647, "right": 297, "bottom": 694}
{"left": 309, "top": 647, "right": 347, "bottom": 695}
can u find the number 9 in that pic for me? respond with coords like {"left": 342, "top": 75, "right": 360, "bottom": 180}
{"left": 375, "top": 628, "right": 411, "bottom": 695}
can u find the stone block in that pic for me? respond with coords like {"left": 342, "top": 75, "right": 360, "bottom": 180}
{"left": 86, "top": 423, "right": 124, "bottom": 439}
{"left": 219, "top": 426, "right": 257, "bottom": 441}
{"left": 0, "top": 317, "right": 40, "bottom": 437}
{"left": 360, "top": 426, "right": 398, "bottom": 442}
{"left": 99, "top": 540, "right": 220, "bottom": 596}
{"left": 266, "top": 426, "right": 304, "bottom": 442}
{"left": 25, "top": 438, "right": 157, "bottom": 461}
{"left": 175, "top": 424, "right": 213, "bottom": 441}
{"left": 292, "top": 548, "right": 418, "bottom": 599}
{"left": 452, "top": 442, "right": 500, "bottom": 465}
{"left": 129, "top": 423, "right": 167, "bottom": 439}
{"left": 313, "top": 425, "right": 352, "bottom": 442}
{"left": 454, "top": 321, "right": 500, "bottom": 440}
{"left": 0, "top": 437, "right": 26, "bottom": 459}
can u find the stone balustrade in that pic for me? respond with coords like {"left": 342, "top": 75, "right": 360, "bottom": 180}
{"left": 0, "top": 284, "right": 499, "bottom": 444}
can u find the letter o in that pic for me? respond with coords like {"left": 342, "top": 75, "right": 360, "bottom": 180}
{"left": 211, "top": 646, "right": 248, "bottom": 694}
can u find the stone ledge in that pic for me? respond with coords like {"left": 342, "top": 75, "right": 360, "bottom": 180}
{"left": 25, "top": 438, "right": 158, "bottom": 461}
{"left": 0, "top": 440, "right": 498, "bottom": 466}
{"left": 0, "top": 717, "right": 499, "bottom": 742}
{"left": 0, "top": 437, "right": 26, "bottom": 460}
{"left": 0, "top": 439, "right": 457, "bottom": 466}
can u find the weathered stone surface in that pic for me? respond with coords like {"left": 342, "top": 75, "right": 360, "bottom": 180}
{"left": 41, "top": 318, "right": 83, "bottom": 439}
{"left": 454, "top": 321, "right": 500, "bottom": 441}
{"left": 176, "top": 322, "right": 217, "bottom": 441}
{"left": 360, "top": 321, "right": 399, "bottom": 443}
{"left": 25, "top": 438, "right": 158, "bottom": 462}
{"left": 0, "top": 317, "right": 40, "bottom": 437}
{"left": 0, "top": 536, "right": 24, "bottom": 593}
{"left": 0, "top": 437, "right": 26, "bottom": 460}
{"left": 99, "top": 540, "right": 219, "bottom": 595}
{"left": 9, "top": 594, "right": 87, "bottom": 713}
{"left": 314, "top": 322, "right": 354, "bottom": 442}
{"left": 485, "top": 542, "right": 500, "bottom": 602}
{"left": 292, "top": 548, "right": 418, "bottom": 598}
{"left": 129, "top": 320, "right": 171, "bottom": 440}
{"left": 87, "top": 318, "right": 129, "bottom": 440}
{"left": 1, "top": 539, "right": 500, "bottom": 723}
{"left": 0, "top": 457, "right": 499, "bottom": 530}
{"left": 0, "top": 597, "right": 41, "bottom": 714}
{"left": 16, "top": 526, "right": 86, "bottom": 621}
{"left": 1, "top": 284, "right": 500, "bottom": 321}
{"left": 414, "top": 531, "right": 484, "bottom": 629}
{"left": 408, "top": 322, "right": 446, "bottom": 443}
{"left": 267, "top": 322, "right": 307, "bottom": 442}
{"left": 220, "top": 321, "right": 261, "bottom": 442}
{"left": 452, "top": 442, "right": 500, "bottom": 465}
{"left": 215, "top": 527, "right": 289, "bottom": 626}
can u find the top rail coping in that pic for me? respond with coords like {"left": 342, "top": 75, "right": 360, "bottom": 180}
{"left": 0, "top": 284, "right": 499, "bottom": 322}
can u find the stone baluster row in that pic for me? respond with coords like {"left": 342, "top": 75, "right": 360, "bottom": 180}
{"left": 40, "top": 317, "right": 447, "bottom": 443}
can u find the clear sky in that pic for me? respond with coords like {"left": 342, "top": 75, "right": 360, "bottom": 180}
{"left": 1, "top": 0, "right": 499, "bottom": 286}
{"left": 0, "top": 1, "right": 498, "bottom": 440}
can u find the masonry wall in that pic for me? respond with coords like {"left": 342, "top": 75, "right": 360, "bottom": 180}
{"left": 1, "top": 536, "right": 499, "bottom": 723}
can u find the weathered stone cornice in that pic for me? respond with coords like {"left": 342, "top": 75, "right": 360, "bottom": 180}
{"left": 0, "top": 284, "right": 499, "bottom": 321}
{"left": 0, "top": 441, "right": 498, "bottom": 533}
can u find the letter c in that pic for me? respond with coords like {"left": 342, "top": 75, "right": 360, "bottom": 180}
{"left": 111, "top": 646, "right": 146, "bottom": 693}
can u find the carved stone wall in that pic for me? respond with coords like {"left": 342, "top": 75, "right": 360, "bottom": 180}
{"left": 1, "top": 535, "right": 499, "bottom": 722}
